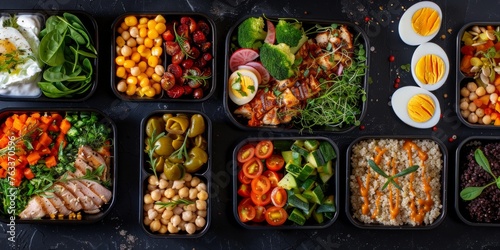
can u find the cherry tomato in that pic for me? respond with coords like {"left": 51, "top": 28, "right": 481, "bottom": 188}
{"left": 265, "top": 206, "right": 288, "bottom": 226}
{"left": 238, "top": 203, "right": 256, "bottom": 223}
{"left": 182, "top": 58, "right": 194, "bottom": 69}
{"left": 162, "top": 30, "right": 175, "bottom": 42}
{"left": 180, "top": 17, "right": 197, "bottom": 33}
{"left": 263, "top": 170, "right": 281, "bottom": 188}
{"left": 239, "top": 197, "right": 253, "bottom": 207}
{"left": 161, "top": 72, "right": 175, "bottom": 91}
{"left": 200, "top": 41, "right": 212, "bottom": 52}
{"left": 202, "top": 52, "right": 212, "bottom": 61}
{"left": 165, "top": 41, "right": 180, "bottom": 56}
{"left": 255, "top": 140, "right": 273, "bottom": 159}
{"left": 192, "top": 88, "right": 204, "bottom": 99}
{"left": 265, "top": 154, "right": 284, "bottom": 171}
{"left": 176, "top": 23, "right": 190, "bottom": 38}
{"left": 270, "top": 187, "right": 287, "bottom": 208}
{"left": 168, "top": 64, "right": 183, "bottom": 79}
{"left": 183, "top": 85, "right": 193, "bottom": 95}
{"left": 192, "top": 30, "right": 207, "bottom": 44}
{"left": 251, "top": 175, "right": 271, "bottom": 195}
{"left": 237, "top": 144, "right": 255, "bottom": 163}
{"left": 197, "top": 20, "right": 211, "bottom": 35}
{"left": 242, "top": 157, "right": 263, "bottom": 179}
{"left": 171, "top": 51, "right": 184, "bottom": 65}
{"left": 460, "top": 45, "right": 475, "bottom": 56}
{"left": 237, "top": 183, "right": 251, "bottom": 197}
{"left": 253, "top": 205, "right": 266, "bottom": 223}
{"left": 238, "top": 169, "right": 252, "bottom": 184}
{"left": 250, "top": 190, "right": 271, "bottom": 206}
{"left": 166, "top": 85, "right": 184, "bottom": 98}
{"left": 189, "top": 46, "right": 201, "bottom": 59}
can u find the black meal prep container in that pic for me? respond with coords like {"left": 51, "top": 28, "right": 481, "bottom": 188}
{"left": 223, "top": 16, "right": 370, "bottom": 133}
{"left": 0, "top": 108, "right": 117, "bottom": 224}
{"left": 0, "top": 10, "right": 99, "bottom": 101}
{"left": 456, "top": 22, "right": 500, "bottom": 129}
{"left": 139, "top": 110, "right": 212, "bottom": 238}
{"left": 110, "top": 12, "right": 216, "bottom": 102}
{"left": 345, "top": 136, "right": 448, "bottom": 229}
{"left": 232, "top": 136, "right": 339, "bottom": 229}
{"left": 455, "top": 136, "right": 500, "bottom": 226}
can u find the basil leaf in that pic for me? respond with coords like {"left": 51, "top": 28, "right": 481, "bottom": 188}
{"left": 368, "top": 160, "right": 389, "bottom": 178}
{"left": 475, "top": 148, "right": 495, "bottom": 178}
{"left": 460, "top": 186, "right": 487, "bottom": 201}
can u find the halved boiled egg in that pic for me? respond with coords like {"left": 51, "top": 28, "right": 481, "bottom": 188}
{"left": 411, "top": 42, "right": 449, "bottom": 91}
{"left": 228, "top": 69, "right": 259, "bottom": 105}
{"left": 391, "top": 86, "right": 440, "bottom": 128}
{"left": 398, "top": 1, "right": 442, "bottom": 46}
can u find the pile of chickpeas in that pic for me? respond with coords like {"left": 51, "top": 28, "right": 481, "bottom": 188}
{"left": 459, "top": 81, "right": 499, "bottom": 125}
{"left": 115, "top": 15, "right": 166, "bottom": 97}
{"left": 143, "top": 172, "right": 208, "bottom": 234}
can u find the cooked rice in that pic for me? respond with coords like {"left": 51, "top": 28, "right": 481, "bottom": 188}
{"left": 349, "top": 139, "right": 443, "bottom": 226}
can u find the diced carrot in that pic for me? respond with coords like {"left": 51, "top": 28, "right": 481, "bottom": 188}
{"left": 495, "top": 75, "right": 500, "bottom": 86}
{"left": 48, "top": 123, "right": 60, "bottom": 132}
{"left": 460, "top": 55, "right": 473, "bottom": 74}
{"left": 495, "top": 42, "right": 500, "bottom": 52}
{"left": 473, "top": 99, "right": 483, "bottom": 108}
{"left": 59, "top": 118, "right": 72, "bottom": 134}
{"left": 38, "top": 123, "right": 49, "bottom": 132}
{"left": 0, "top": 168, "right": 6, "bottom": 178}
{"left": 23, "top": 168, "right": 35, "bottom": 180}
{"left": 45, "top": 155, "right": 57, "bottom": 168}
{"left": 0, "top": 135, "right": 9, "bottom": 148}
{"left": 31, "top": 112, "right": 41, "bottom": 119}
{"left": 26, "top": 151, "right": 41, "bottom": 165}
{"left": 17, "top": 155, "right": 27, "bottom": 169}
{"left": 37, "top": 132, "right": 53, "bottom": 148}
{"left": 495, "top": 118, "right": 500, "bottom": 126}
{"left": 12, "top": 168, "right": 22, "bottom": 187}
{"left": 55, "top": 133, "right": 67, "bottom": 150}
{"left": 496, "top": 103, "right": 500, "bottom": 113}
{"left": 39, "top": 147, "right": 52, "bottom": 155}
{"left": 479, "top": 94, "right": 490, "bottom": 106}
{"left": 0, "top": 159, "right": 7, "bottom": 170}
{"left": 12, "top": 118, "right": 24, "bottom": 132}
{"left": 51, "top": 113, "right": 63, "bottom": 123}
{"left": 18, "top": 114, "right": 28, "bottom": 124}
{"left": 491, "top": 112, "right": 499, "bottom": 120}
{"left": 40, "top": 115, "right": 54, "bottom": 125}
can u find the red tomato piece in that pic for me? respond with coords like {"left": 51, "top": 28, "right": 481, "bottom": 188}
{"left": 238, "top": 169, "right": 252, "bottom": 184}
{"left": 162, "top": 30, "right": 175, "bottom": 42}
{"left": 229, "top": 48, "right": 259, "bottom": 72}
{"left": 255, "top": 140, "right": 273, "bottom": 159}
{"left": 460, "top": 45, "right": 475, "bottom": 56}
{"left": 263, "top": 170, "right": 281, "bottom": 188}
{"left": 265, "top": 206, "right": 288, "bottom": 226}
{"left": 265, "top": 154, "right": 284, "bottom": 171}
{"left": 237, "top": 183, "right": 251, "bottom": 197}
{"left": 237, "top": 144, "right": 255, "bottom": 163}
{"left": 239, "top": 197, "right": 253, "bottom": 207}
{"left": 168, "top": 64, "right": 183, "bottom": 79}
{"left": 253, "top": 205, "right": 267, "bottom": 223}
{"left": 250, "top": 190, "right": 271, "bottom": 206}
{"left": 251, "top": 175, "right": 271, "bottom": 195}
{"left": 242, "top": 157, "right": 263, "bottom": 179}
{"left": 271, "top": 187, "right": 287, "bottom": 208}
{"left": 264, "top": 19, "right": 276, "bottom": 45}
{"left": 238, "top": 203, "right": 256, "bottom": 223}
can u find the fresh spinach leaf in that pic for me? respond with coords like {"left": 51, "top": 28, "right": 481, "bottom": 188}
{"left": 39, "top": 29, "right": 66, "bottom": 66}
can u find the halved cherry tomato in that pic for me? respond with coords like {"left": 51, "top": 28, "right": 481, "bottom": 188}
{"left": 242, "top": 157, "right": 263, "bottom": 179}
{"left": 250, "top": 190, "right": 271, "bottom": 206}
{"left": 263, "top": 170, "right": 281, "bottom": 187}
{"left": 253, "top": 205, "right": 267, "bottom": 222}
{"left": 237, "top": 183, "right": 251, "bottom": 197}
{"left": 270, "top": 187, "right": 287, "bottom": 208}
{"left": 460, "top": 45, "right": 475, "bottom": 56}
{"left": 251, "top": 175, "right": 271, "bottom": 195}
{"left": 239, "top": 197, "right": 253, "bottom": 207}
{"left": 238, "top": 203, "right": 256, "bottom": 223}
{"left": 237, "top": 144, "right": 255, "bottom": 164}
{"left": 255, "top": 140, "right": 273, "bottom": 159}
{"left": 265, "top": 154, "right": 284, "bottom": 171}
{"left": 265, "top": 206, "right": 288, "bottom": 226}
{"left": 238, "top": 169, "right": 252, "bottom": 184}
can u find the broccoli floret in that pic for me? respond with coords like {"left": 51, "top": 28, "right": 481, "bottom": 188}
{"left": 237, "top": 17, "right": 267, "bottom": 50}
{"left": 260, "top": 43, "right": 295, "bottom": 80}
{"left": 275, "top": 19, "right": 308, "bottom": 54}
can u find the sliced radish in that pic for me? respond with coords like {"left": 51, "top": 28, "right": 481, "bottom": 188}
{"left": 245, "top": 61, "right": 270, "bottom": 84}
{"left": 264, "top": 20, "right": 276, "bottom": 44}
{"left": 238, "top": 65, "right": 262, "bottom": 84}
{"left": 229, "top": 48, "right": 259, "bottom": 72}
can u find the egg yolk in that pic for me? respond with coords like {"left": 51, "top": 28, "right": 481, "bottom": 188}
{"left": 415, "top": 54, "right": 444, "bottom": 84}
{"left": 0, "top": 39, "right": 21, "bottom": 73}
{"left": 230, "top": 72, "right": 255, "bottom": 98}
{"left": 407, "top": 94, "right": 435, "bottom": 123}
{"left": 411, "top": 7, "right": 440, "bottom": 36}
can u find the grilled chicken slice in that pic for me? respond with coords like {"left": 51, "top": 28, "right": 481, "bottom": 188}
{"left": 45, "top": 193, "right": 71, "bottom": 215}
{"left": 78, "top": 145, "right": 108, "bottom": 180}
{"left": 19, "top": 196, "right": 47, "bottom": 219}
{"left": 53, "top": 184, "right": 83, "bottom": 212}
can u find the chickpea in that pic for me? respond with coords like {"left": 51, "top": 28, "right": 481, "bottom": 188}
{"left": 185, "top": 203, "right": 196, "bottom": 212}
{"left": 160, "top": 218, "right": 170, "bottom": 225}
{"left": 183, "top": 173, "right": 193, "bottom": 182}
{"left": 196, "top": 200, "right": 207, "bottom": 211}
{"left": 486, "top": 84, "right": 496, "bottom": 94}
{"left": 164, "top": 188, "right": 176, "bottom": 199}
{"left": 150, "top": 219, "right": 161, "bottom": 232}
{"left": 167, "top": 222, "right": 179, "bottom": 233}
{"left": 143, "top": 216, "right": 152, "bottom": 226}
{"left": 197, "top": 190, "right": 208, "bottom": 201}
{"left": 129, "top": 26, "right": 139, "bottom": 37}
{"left": 148, "top": 175, "right": 159, "bottom": 186}
{"left": 179, "top": 187, "right": 189, "bottom": 198}
{"left": 151, "top": 189, "right": 162, "bottom": 201}
{"left": 197, "top": 210, "right": 207, "bottom": 217}
{"left": 117, "top": 80, "right": 127, "bottom": 92}
{"left": 491, "top": 93, "right": 499, "bottom": 104}
{"left": 468, "top": 102, "right": 477, "bottom": 112}
{"left": 467, "top": 82, "right": 478, "bottom": 92}
{"left": 154, "top": 65, "right": 165, "bottom": 76}
{"left": 195, "top": 216, "right": 206, "bottom": 228}
{"left": 460, "top": 101, "right": 469, "bottom": 110}
{"left": 185, "top": 222, "right": 197, "bottom": 235}
{"left": 159, "top": 179, "right": 169, "bottom": 189}
{"left": 126, "top": 38, "right": 137, "bottom": 47}
{"left": 147, "top": 184, "right": 156, "bottom": 192}
{"left": 483, "top": 115, "right": 492, "bottom": 125}
{"left": 182, "top": 210, "right": 194, "bottom": 222}
{"left": 460, "top": 87, "right": 470, "bottom": 97}
{"left": 189, "top": 188, "right": 198, "bottom": 200}
{"left": 171, "top": 195, "right": 180, "bottom": 201}
{"left": 121, "top": 30, "right": 131, "bottom": 41}
{"left": 461, "top": 109, "right": 471, "bottom": 118}
{"left": 148, "top": 208, "right": 158, "bottom": 221}
{"left": 476, "top": 108, "right": 485, "bottom": 117}
{"left": 144, "top": 194, "right": 154, "bottom": 205}
{"left": 190, "top": 177, "right": 201, "bottom": 187}
{"left": 468, "top": 113, "right": 479, "bottom": 123}
{"left": 159, "top": 225, "right": 168, "bottom": 234}
{"left": 121, "top": 45, "right": 132, "bottom": 57}
{"left": 130, "top": 66, "right": 141, "bottom": 77}
{"left": 173, "top": 206, "right": 183, "bottom": 215}
{"left": 171, "top": 214, "right": 181, "bottom": 227}
{"left": 162, "top": 209, "right": 173, "bottom": 220}
{"left": 197, "top": 183, "right": 207, "bottom": 192}
{"left": 153, "top": 204, "right": 165, "bottom": 213}
{"left": 144, "top": 203, "right": 153, "bottom": 212}
{"left": 178, "top": 221, "right": 186, "bottom": 231}
{"left": 469, "top": 92, "right": 478, "bottom": 101}
{"left": 476, "top": 86, "right": 486, "bottom": 97}
{"left": 172, "top": 180, "right": 185, "bottom": 190}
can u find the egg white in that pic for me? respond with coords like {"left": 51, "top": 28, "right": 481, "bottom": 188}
{"left": 228, "top": 69, "right": 259, "bottom": 106}
{"left": 410, "top": 42, "right": 449, "bottom": 91}
{"left": 398, "top": 1, "right": 442, "bottom": 46}
{"left": 391, "top": 86, "right": 440, "bottom": 129}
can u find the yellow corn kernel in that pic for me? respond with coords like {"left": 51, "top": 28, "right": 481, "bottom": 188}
{"left": 116, "top": 66, "right": 126, "bottom": 78}
{"left": 154, "top": 15, "right": 166, "bottom": 24}
{"left": 148, "top": 56, "right": 159, "bottom": 67}
{"left": 123, "top": 59, "right": 136, "bottom": 69}
{"left": 152, "top": 83, "right": 162, "bottom": 94}
{"left": 126, "top": 76, "right": 138, "bottom": 85}
{"left": 144, "top": 37, "right": 154, "bottom": 48}
{"left": 147, "top": 20, "right": 157, "bottom": 30}
{"left": 137, "top": 73, "right": 148, "bottom": 82}
{"left": 126, "top": 84, "right": 137, "bottom": 96}
{"left": 115, "top": 56, "right": 125, "bottom": 66}
{"left": 138, "top": 61, "right": 148, "bottom": 72}
{"left": 137, "top": 44, "right": 146, "bottom": 54}
{"left": 120, "top": 22, "right": 128, "bottom": 31}
{"left": 151, "top": 46, "right": 162, "bottom": 57}
{"left": 116, "top": 36, "right": 125, "bottom": 47}
{"left": 124, "top": 16, "right": 138, "bottom": 27}
{"left": 144, "top": 86, "right": 156, "bottom": 97}
{"left": 152, "top": 73, "right": 162, "bottom": 82}
{"left": 154, "top": 37, "right": 162, "bottom": 47}
{"left": 145, "top": 67, "right": 155, "bottom": 77}
{"left": 147, "top": 29, "right": 159, "bottom": 39}
{"left": 139, "top": 27, "right": 148, "bottom": 38}
{"left": 136, "top": 87, "right": 145, "bottom": 97}
{"left": 155, "top": 23, "right": 166, "bottom": 34}
{"left": 139, "top": 77, "right": 151, "bottom": 87}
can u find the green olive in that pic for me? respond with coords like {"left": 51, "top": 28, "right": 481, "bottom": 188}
{"left": 168, "top": 133, "right": 185, "bottom": 150}
{"left": 145, "top": 116, "right": 165, "bottom": 138}
{"left": 184, "top": 147, "right": 208, "bottom": 173}
{"left": 154, "top": 136, "right": 174, "bottom": 156}
{"left": 163, "top": 161, "right": 185, "bottom": 180}
{"left": 162, "top": 113, "right": 173, "bottom": 123}
{"left": 192, "top": 135, "right": 207, "bottom": 150}
{"left": 168, "top": 154, "right": 184, "bottom": 163}
{"left": 165, "top": 115, "right": 189, "bottom": 135}
{"left": 187, "top": 114, "right": 205, "bottom": 138}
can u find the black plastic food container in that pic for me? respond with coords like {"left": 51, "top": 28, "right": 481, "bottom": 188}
{"left": 0, "top": 10, "right": 99, "bottom": 101}
{"left": 223, "top": 16, "right": 370, "bottom": 133}
{"left": 232, "top": 136, "right": 339, "bottom": 229}
{"left": 0, "top": 108, "right": 117, "bottom": 224}
{"left": 346, "top": 136, "right": 447, "bottom": 229}
{"left": 139, "top": 110, "right": 211, "bottom": 238}
{"left": 456, "top": 22, "right": 500, "bottom": 129}
{"left": 455, "top": 136, "right": 500, "bottom": 226}
{"left": 111, "top": 13, "right": 216, "bottom": 102}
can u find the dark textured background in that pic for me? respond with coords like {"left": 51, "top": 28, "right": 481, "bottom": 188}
{"left": 2, "top": 0, "right": 500, "bottom": 249}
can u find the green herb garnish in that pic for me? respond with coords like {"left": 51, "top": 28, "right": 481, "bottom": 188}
{"left": 368, "top": 159, "right": 419, "bottom": 190}
{"left": 155, "top": 199, "right": 194, "bottom": 209}
{"left": 460, "top": 148, "right": 500, "bottom": 201}
{"left": 400, "top": 63, "right": 411, "bottom": 72}
{"left": 145, "top": 130, "right": 165, "bottom": 179}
